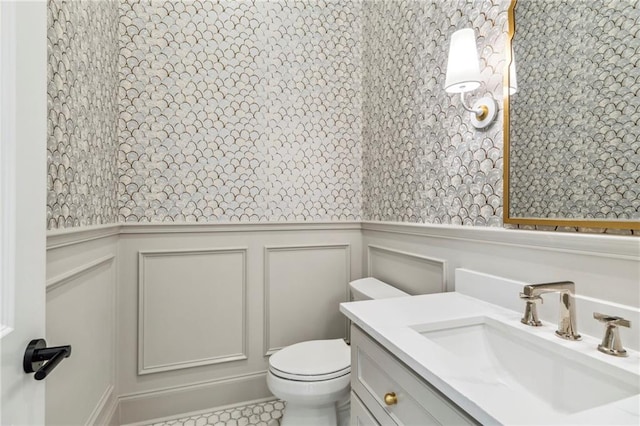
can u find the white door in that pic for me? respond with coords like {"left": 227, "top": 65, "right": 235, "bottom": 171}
{"left": 1, "top": 1, "right": 48, "bottom": 424}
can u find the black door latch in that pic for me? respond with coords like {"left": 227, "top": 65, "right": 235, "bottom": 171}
{"left": 23, "top": 339, "right": 71, "bottom": 380}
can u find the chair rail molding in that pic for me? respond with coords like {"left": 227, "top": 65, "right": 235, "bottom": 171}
{"left": 361, "top": 221, "right": 640, "bottom": 260}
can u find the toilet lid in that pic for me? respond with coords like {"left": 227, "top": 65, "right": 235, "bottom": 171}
{"left": 269, "top": 339, "right": 350, "bottom": 382}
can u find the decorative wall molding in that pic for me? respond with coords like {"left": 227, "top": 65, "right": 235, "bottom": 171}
{"left": 137, "top": 248, "right": 248, "bottom": 375}
{"left": 367, "top": 244, "right": 447, "bottom": 294}
{"left": 361, "top": 221, "right": 640, "bottom": 260}
{"left": 47, "top": 221, "right": 638, "bottom": 260}
{"left": 120, "top": 221, "right": 362, "bottom": 235}
{"left": 263, "top": 244, "right": 351, "bottom": 355}
{"left": 46, "top": 254, "right": 115, "bottom": 292}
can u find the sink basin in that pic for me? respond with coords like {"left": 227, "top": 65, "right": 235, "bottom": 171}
{"left": 413, "top": 316, "right": 639, "bottom": 416}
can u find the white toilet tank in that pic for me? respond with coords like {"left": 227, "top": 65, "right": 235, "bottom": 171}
{"left": 349, "top": 277, "right": 409, "bottom": 301}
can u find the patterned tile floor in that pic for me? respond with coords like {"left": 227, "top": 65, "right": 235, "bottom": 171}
{"left": 146, "top": 400, "right": 284, "bottom": 426}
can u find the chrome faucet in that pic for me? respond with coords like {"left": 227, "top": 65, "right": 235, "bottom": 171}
{"left": 519, "top": 281, "right": 581, "bottom": 340}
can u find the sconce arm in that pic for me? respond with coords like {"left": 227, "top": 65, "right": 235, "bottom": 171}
{"left": 459, "top": 92, "right": 484, "bottom": 115}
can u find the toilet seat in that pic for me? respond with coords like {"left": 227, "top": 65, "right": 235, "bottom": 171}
{"left": 269, "top": 339, "right": 350, "bottom": 382}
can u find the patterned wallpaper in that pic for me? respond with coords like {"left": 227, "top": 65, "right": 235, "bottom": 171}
{"left": 47, "top": 0, "right": 120, "bottom": 229}
{"left": 509, "top": 0, "right": 640, "bottom": 221}
{"left": 361, "top": 0, "right": 508, "bottom": 226}
{"left": 46, "top": 0, "right": 637, "bottom": 234}
{"left": 118, "top": 0, "right": 362, "bottom": 223}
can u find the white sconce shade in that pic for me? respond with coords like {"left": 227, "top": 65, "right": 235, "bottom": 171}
{"left": 444, "top": 28, "right": 482, "bottom": 93}
{"left": 443, "top": 28, "right": 498, "bottom": 129}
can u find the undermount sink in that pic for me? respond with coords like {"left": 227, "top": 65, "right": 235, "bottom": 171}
{"left": 412, "top": 316, "right": 640, "bottom": 417}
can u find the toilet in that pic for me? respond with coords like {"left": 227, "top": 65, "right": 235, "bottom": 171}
{"left": 267, "top": 277, "right": 409, "bottom": 426}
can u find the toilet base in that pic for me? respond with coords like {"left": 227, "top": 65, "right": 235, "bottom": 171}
{"left": 267, "top": 366, "right": 351, "bottom": 426}
{"left": 336, "top": 396, "right": 350, "bottom": 426}
{"left": 267, "top": 370, "right": 350, "bottom": 426}
{"left": 280, "top": 401, "right": 337, "bottom": 426}
{"left": 280, "top": 393, "right": 350, "bottom": 426}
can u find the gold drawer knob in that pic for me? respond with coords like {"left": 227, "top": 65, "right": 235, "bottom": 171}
{"left": 384, "top": 392, "right": 398, "bottom": 406}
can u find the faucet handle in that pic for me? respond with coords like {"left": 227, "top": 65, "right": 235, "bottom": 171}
{"left": 593, "top": 312, "right": 631, "bottom": 328}
{"left": 519, "top": 293, "right": 543, "bottom": 303}
{"left": 593, "top": 312, "right": 630, "bottom": 357}
{"left": 520, "top": 293, "right": 543, "bottom": 326}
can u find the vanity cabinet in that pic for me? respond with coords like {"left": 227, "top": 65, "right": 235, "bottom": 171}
{"left": 350, "top": 325, "right": 477, "bottom": 426}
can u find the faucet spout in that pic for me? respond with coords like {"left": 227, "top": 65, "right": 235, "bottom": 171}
{"left": 520, "top": 281, "right": 581, "bottom": 341}
{"left": 522, "top": 281, "right": 575, "bottom": 297}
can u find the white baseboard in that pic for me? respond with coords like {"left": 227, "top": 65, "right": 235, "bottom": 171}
{"left": 116, "top": 371, "right": 271, "bottom": 425}
{"left": 121, "top": 396, "right": 278, "bottom": 426}
{"left": 99, "top": 397, "right": 120, "bottom": 426}
{"left": 86, "top": 385, "right": 118, "bottom": 426}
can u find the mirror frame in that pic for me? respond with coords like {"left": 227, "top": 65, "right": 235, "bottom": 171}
{"left": 503, "top": 0, "right": 640, "bottom": 230}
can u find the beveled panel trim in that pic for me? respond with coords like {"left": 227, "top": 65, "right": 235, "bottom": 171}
{"left": 121, "top": 221, "right": 362, "bottom": 235}
{"left": 361, "top": 221, "right": 640, "bottom": 260}
{"left": 138, "top": 248, "right": 248, "bottom": 375}
{"left": 46, "top": 254, "right": 115, "bottom": 292}
{"left": 263, "top": 243, "right": 351, "bottom": 356}
{"left": 367, "top": 245, "right": 447, "bottom": 293}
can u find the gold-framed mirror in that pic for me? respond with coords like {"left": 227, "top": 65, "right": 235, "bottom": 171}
{"left": 503, "top": 0, "right": 640, "bottom": 231}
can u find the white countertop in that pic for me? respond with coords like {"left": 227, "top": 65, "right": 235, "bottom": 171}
{"left": 340, "top": 292, "right": 640, "bottom": 425}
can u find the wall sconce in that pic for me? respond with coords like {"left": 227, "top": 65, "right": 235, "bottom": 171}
{"left": 444, "top": 28, "right": 498, "bottom": 129}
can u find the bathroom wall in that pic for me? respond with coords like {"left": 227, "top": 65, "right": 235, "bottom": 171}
{"left": 46, "top": 1, "right": 120, "bottom": 425}
{"left": 115, "top": 2, "right": 364, "bottom": 413}
{"left": 118, "top": 0, "right": 362, "bottom": 223}
{"left": 47, "top": 0, "right": 120, "bottom": 229}
{"left": 361, "top": 0, "right": 507, "bottom": 225}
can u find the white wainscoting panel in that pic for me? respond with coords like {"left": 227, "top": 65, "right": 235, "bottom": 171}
{"left": 138, "top": 248, "right": 248, "bottom": 374}
{"left": 367, "top": 245, "right": 446, "bottom": 295}
{"left": 264, "top": 244, "right": 351, "bottom": 355}
{"left": 46, "top": 253, "right": 116, "bottom": 426}
{"left": 361, "top": 222, "right": 640, "bottom": 306}
{"left": 117, "top": 225, "right": 362, "bottom": 421}
{"left": 44, "top": 221, "right": 638, "bottom": 425}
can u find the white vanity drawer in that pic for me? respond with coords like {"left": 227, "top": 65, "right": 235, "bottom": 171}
{"left": 351, "top": 391, "right": 383, "bottom": 426}
{"left": 351, "top": 325, "right": 476, "bottom": 426}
